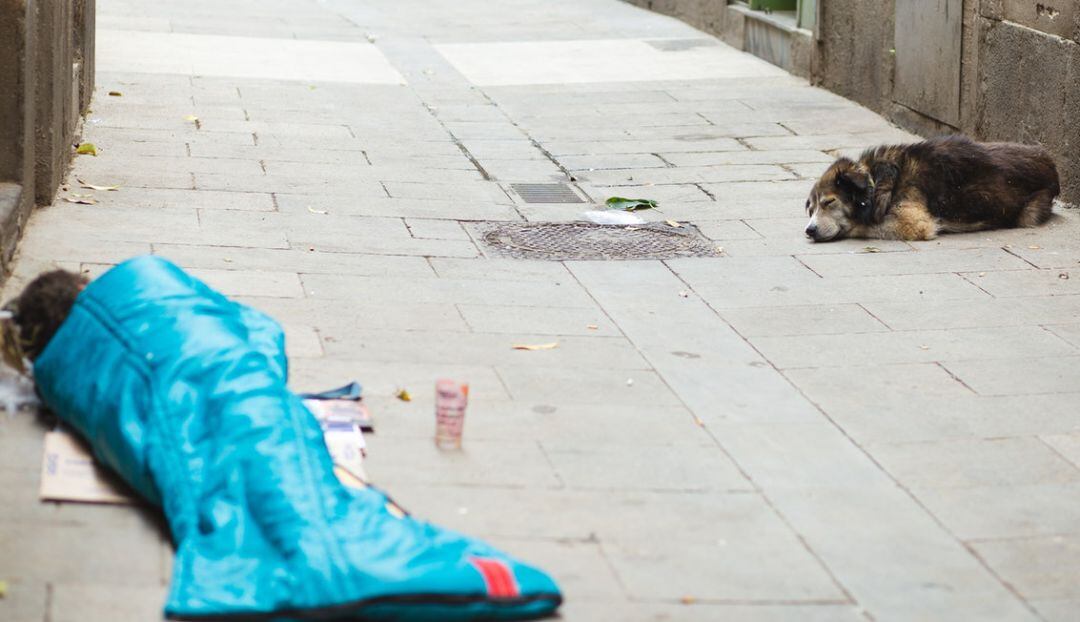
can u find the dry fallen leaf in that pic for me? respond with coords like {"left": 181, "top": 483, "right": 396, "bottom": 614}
{"left": 512, "top": 342, "right": 559, "bottom": 351}
{"left": 307, "top": 206, "right": 329, "bottom": 215}
{"left": 0, "top": 579, "right": 6, "bottom": 599}
{"left": 665, "top": 219, "right": 681, "bottom": 228}
{"left": 680, "top": 596, "right": 696, "bottom": 605}
{"left": 63, "top": 195, "right": 97, "bottom": 205}
{"left": 75, "top": 142, "right": 97, "bottom": 156}
{"left": 692, "top": 415, "right": 705, "bottom": 427}
{"left": 77, "top": 178, "right": 120, "bottom": 191}
{"left": 395, "top": 389, "right": 412, "bottom": 402}
{"left": 862, "top": 246, "right": 881, "bottom": 253}
{"left": 1028, "top": 245, "right": 1042, "bottom": 250}
{"left": 108, "top": 91, "right": 122, "bottom": 97}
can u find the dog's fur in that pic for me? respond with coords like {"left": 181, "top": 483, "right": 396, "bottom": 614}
{"left": 804, "top": 135, "right": 1059, "bottom": 242}
{"left": 3, "top": 270, "right": 87, "bottom": 361}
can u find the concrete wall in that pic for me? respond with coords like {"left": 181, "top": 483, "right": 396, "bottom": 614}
{"left": 625, "top": 0, "right": 1080, "bottom": 205}
{"left": 0, "top": 0, "right": 94, "bottom": 271}
{"left": 0, "top": 0, "right": 38, "bottom": 269}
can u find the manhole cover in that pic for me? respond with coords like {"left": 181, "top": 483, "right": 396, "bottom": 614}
{"left": 510, "top": 183, "right": 584, "bottom": 204}
{"left": 647, "top": 39, "right": 719, "bottom": 52}
{"left": 473, "top": 222, "right": 721, "bottom": 261}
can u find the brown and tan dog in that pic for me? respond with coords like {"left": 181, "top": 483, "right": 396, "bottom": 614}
{"left": 804, "top": 135, "right": 1059, "bottom": 242}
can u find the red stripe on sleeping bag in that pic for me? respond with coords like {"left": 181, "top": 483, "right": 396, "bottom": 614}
{"left": 469, "top": 557, "right": 520, "bottom": 598}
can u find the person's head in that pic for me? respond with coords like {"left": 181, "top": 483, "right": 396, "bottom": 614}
{"left": 2, "top": 270, "right": 88, "bottom": 364}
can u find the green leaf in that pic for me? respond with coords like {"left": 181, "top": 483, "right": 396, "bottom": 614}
{"left": 605, "top": 196, "right": 658, "bottom": 211}
{"left": 75, "top": 142, "right": 97, "bottom": 156}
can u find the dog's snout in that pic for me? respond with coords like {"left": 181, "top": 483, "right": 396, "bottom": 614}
{"left": 805, "top": 223, "right": 818, "bottom": 239}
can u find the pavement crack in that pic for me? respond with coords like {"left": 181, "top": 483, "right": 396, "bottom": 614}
{"left": 935, "top": 361, "right": 978, "bottom": 394}
{"left": 420, "top": 102, "right": 493, "bottom": 181}
{"left": 695, "top": 183, "right": 717, "bottom": 201}
{"left": 654, "top": 152, "right": 677, "bottom": 168}
{"left": 1001, "top": 245, "right": 1041, "bottom": 269}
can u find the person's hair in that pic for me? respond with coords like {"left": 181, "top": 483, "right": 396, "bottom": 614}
{"left": 3, "top": 270, "right": 88, "bottom": 361}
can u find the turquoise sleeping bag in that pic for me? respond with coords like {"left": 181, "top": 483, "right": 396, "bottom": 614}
{"left": 32, "top": 256, "right": 561, "bottom": 621}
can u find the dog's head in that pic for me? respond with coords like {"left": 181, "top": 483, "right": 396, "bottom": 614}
{"left": 804, "top": 158, "right": 876, "bottom": 242}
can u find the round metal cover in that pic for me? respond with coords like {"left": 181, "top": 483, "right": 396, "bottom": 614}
{"left": 474, "top": 222, "right": 721, "bottom": 261}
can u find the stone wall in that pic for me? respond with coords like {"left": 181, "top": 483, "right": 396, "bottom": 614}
{"left": 625, "top": 0, "right": 1080, "bottom": 205}
{"left": 0, "top": 0, "right": 95, "bottom": 271}
{"left": 974, "top": 4, "right": 1080, "bottom": 202}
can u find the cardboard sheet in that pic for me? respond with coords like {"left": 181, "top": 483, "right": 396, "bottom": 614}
{"left": 40, "top": 399, "right": 370, "bottom": 503}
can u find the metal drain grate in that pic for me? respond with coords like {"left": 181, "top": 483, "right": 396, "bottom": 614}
{"left": 510, "top": 183, "right": 584, "bottom": 204}
{"left": 647, "top": 39, "right": 719, "bottom": 52}
{"left": 473, "top": 222, "right": 721, "bottom": 261}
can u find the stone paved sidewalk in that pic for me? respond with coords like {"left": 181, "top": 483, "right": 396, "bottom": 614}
{"left": 2, "top": 1, "right": 1080, "bottom": 621}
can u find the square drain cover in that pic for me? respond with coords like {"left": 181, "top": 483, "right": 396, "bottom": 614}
{"left": 510, "top": 183, "right": 584, "bottom": 204}
{"left": 472, "top": 222, "right": 721, "bottom": 261}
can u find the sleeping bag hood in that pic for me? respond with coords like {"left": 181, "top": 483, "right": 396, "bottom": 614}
{"left": 33, "top": 256, "right": 562, "bottom": 621}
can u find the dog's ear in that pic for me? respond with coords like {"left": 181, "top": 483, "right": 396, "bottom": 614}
{"left": 836, "top": 166, "right": 870, "bottom": 194}
{"left": 835, "top": 163, "right": 880, "bottom": 224}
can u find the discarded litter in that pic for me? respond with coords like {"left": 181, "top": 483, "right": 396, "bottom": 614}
{"left": 512, "top": 342, "right": 559, "bottom": 351}
{"left": 108, "top": 91, "right": 122, "bottom": 97}
{"left": 75, "top": 142, "right": 97, "bottom": 156}
{"left": 395, "top": 388, "right": 412, "bottom": 402}
{"left": 606, "top": 196, "right": 659, "bottom": 211}
{"left": 586, "top": 324, "right": 599, "bottom": 330}
{"left": 861, "top": 246, "right": 881, "bottom": 253}
{"left": 626, "top": 378, "right": 635, "bottom": 387}
{"left": 0, "top": 579, "right": 7, "bottom": 599}
{"left": 182, "top": 114, "right": 199, "bottom": 123}
{"left": 665, "top": 220, "right": 682, "bottom": 228}
{"left": 581, "top": 209, "right": 644, "bottom": 225}
{"left": 77, "top": 178, "right": 120, "bottom": 191}
{"left": 1060, "top": 272, "right": 1070, "bottom": 280}
{"left": 678, "top": 290, "right": 689, "bottom": 298}
{"left": 307, "top": 206, "right": 329, "bottom": 215}
{"left": 435, "top": 379, "right": 469, "bottom": 450}
{"left": 0, "top": 364, "right": 38, "bottom": 415}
